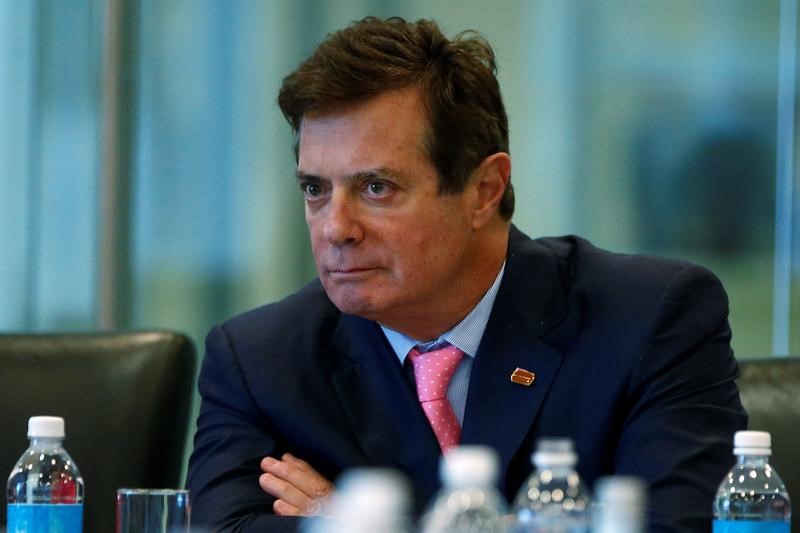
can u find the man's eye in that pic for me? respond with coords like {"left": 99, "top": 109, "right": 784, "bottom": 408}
{"left": 364, "top": 181, "right": 392, "bottom": 197}
{"left": 301, "top": 182, "right": 324, "bottom": 198}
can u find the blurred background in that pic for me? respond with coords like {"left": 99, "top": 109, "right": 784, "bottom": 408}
{"left": 0, "top": 0, "right": 797, "bottom": 446}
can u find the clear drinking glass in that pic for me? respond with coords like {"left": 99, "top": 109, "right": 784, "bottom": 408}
{"left": 116, "top": 488, "right": 190, "bottom": 533}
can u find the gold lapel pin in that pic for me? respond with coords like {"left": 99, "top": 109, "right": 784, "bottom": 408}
{"left": 510, "top": 367, "right": 536, "bottom": 386}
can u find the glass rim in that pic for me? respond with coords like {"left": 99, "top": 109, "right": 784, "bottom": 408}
{"left": 116, "top": 488, "right": 190, "bottom": 496}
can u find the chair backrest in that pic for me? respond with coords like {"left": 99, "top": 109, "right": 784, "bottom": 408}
{"left": 736, "top": 356, "right": 800, "bottom": 530}
{"left": 0, "top": 330, "right": 196, "bottom": 533}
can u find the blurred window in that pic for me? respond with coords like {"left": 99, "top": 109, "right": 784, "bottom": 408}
{"left": 0, "top": 0, "right": 797, "bottom": 358}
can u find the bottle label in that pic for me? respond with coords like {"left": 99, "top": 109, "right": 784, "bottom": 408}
{"left": 713, "top": 520, "right": 790, "bottom": 533}
{"left": 7, "top": 503, "right": 83, "bottom": 533}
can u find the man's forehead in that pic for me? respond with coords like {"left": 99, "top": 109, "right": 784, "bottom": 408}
{"left": 300, "top": 87, "right": 428, "bottom": 132}
{"left": 303, "top": 85, "right": 424, "bottom": 118}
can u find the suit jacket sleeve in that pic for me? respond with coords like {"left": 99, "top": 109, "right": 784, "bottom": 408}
{"left": 615, "top": 264, "right": 746, "bottom": 531}
{"left": 186, "top": 324, "right": 303, "bottom": 533}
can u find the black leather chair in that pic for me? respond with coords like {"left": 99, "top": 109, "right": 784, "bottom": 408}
{"left": 737, "top": 356, "right": 800, "bottom": 530}
{"left": 0, "top": 330, "right": 196, "bottom": 533}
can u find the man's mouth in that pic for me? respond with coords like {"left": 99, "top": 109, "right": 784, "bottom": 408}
{"left": 326, "top": 267, "right": 377, "bottom": 279}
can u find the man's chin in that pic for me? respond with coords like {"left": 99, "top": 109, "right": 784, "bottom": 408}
{"left": 327, "top": 292, "right": 383, "bottom": 320}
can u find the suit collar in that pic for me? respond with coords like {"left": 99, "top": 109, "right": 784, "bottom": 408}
{"left": 500, "top": 225, "right": 569, "bottom": 339}
{"left": 461, "top": 225, "right": 569, "bottom": 484}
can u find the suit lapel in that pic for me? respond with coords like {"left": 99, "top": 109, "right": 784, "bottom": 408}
{"left": 461, "top": 226, "right": 569, "bottom": 485}
{"left": 325, "top": 314, "right": 441, "bottom": 507}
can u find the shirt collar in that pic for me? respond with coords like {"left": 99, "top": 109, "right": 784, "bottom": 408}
{"left": 380, "top": 262, "right": 506, "bottom": 363}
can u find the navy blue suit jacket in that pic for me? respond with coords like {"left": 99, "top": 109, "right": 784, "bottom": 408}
{"left": 186, "top": 227, "right": 747, "bottom": 532}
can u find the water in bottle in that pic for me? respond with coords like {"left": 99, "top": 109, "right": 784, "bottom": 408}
{"left": 511, "top": 437, "right": 591, "bottom": 532}
{"left": 6, "top": 416, "right": 84, "bottom": 533}
{"left": 420, "top": 445, "right": 507, "bottom": 533}
{"left": 713, "top": 430, "right": 791, "bottom": 532}
{"left": 592, "top": 476, "right": 646, "bottom": 533}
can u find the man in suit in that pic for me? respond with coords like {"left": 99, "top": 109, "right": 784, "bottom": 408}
{"left": 186, "top": 16, "right": 747, "bottom": 531}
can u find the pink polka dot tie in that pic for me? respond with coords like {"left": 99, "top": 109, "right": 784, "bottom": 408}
{"left": 408, "top": 344, "right": 464, "bottom": 452}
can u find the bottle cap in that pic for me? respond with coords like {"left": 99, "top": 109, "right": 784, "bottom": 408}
{"left": 595, "top": 476, "right": 646, "bottom": 507}
{"left": 28, "top": 416, "right": 65, "bottom": 438}
{"left": 733, "top": 430, "right": 771, "bottom": 456}
{"left": 440, "top": 445, "right": 499, "bottom": 487}
{"left": 532, "top": 437, "right": 578, "bottom": 468}
{"left": 335, "top": 468, "right": 409, "bottom": 518}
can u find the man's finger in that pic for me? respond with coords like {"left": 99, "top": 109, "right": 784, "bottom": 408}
{"left": 261, "top": 455, "right": 334, "bottom": 501}
{"left": 259, "top": 456, "right": 334, "bottom": 516}
{"left": 259, "top": 472, "right": 317, "bottom": 515}
{"left": 281, "top": 454, "right": 335, "bottom": 499}
{"left": 273, "top": 498, "right": 302, "bottom": 517}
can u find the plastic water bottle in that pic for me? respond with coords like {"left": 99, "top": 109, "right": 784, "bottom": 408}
{"left": 592, "top": 476, "right": 646, "bottom": 533}
{"left": 6, "top": 416, "right": 84, "bottom": 533}
{"left": 713, "top": 430, "right": 791, "bottom": 532}
{"left": 301, "top": 468, "right": 412, "bottom": 533}
{"left": 420, "top": 445, "right": 507, "bottom": 533}
{"left": 511, "top": 437, "right": 590, "bottom": 532}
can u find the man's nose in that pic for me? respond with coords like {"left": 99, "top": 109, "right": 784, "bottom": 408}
{"left": 321, "top": 192, "right": 363, "bottom": 245}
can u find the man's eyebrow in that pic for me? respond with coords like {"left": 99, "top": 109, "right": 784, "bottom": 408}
{"left": 350, "top": 167, "right": 404, "bottom": 181}
{"left": 295, "top": 167, "right": 404, "bottom": 182}
{"left": 295, "top": 170, "right": 325, "bottom": 182}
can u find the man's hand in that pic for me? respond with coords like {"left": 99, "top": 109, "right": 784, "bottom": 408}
{"left": 259, "top": 453, "right": 336, "bottom": 517}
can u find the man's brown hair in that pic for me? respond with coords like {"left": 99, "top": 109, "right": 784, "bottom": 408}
{"left": 278, "top": 16, "right": 514, "bottom": 219}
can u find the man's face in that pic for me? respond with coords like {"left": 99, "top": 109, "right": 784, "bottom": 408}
{"left": 297, "top": 86, "right": 484, "bottom": 335}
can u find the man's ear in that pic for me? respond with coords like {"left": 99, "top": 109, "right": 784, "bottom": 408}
{"left": 471, "top": 152, "right": 511, "bottom": 229}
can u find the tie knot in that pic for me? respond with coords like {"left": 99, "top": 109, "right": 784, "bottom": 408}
{"left": 408, "top": 344, "right": 464, "bottom": 403}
